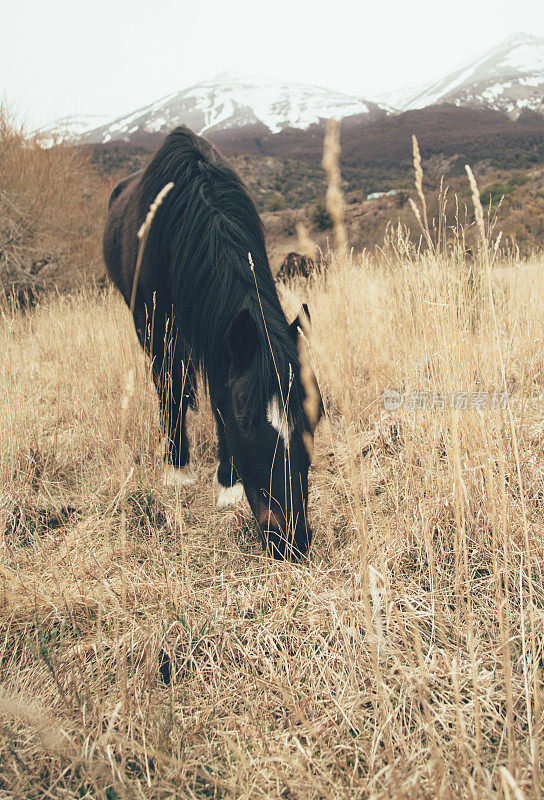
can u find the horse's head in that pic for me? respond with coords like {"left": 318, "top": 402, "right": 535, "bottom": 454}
{"left": 220, "top": 305, "right": 322, "bottom": 560}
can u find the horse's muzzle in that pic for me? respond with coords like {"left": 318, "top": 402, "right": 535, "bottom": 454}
{"left": 259, "top": 520, "right": 312, "bottom": 561}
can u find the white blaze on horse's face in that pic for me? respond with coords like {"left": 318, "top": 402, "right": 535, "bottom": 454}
{"left": 266, "top": 395, "right": 292, "bottom": 444}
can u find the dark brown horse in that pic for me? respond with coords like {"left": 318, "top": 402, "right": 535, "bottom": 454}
{"left": 277, "top": 251, "right": 317, "bottom": 280}
{"left": 103, "top": 126, "right": 320, "bottom": 559}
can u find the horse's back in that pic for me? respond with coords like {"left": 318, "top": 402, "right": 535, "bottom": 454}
{"left": 107, "top": 171, "right": 141, "bottom": 209}
{"left": 102, "top": 125, "right": 264, "bottom": 317}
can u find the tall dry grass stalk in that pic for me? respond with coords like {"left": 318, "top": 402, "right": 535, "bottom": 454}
{"left": 409, "top": 135, "right": 434, "bottom": 254}
{"left": 322, "top": 118, "right": 347, "bottom": 256}
{"left": 296, "top": 221, "right": 319, "bottom": 261}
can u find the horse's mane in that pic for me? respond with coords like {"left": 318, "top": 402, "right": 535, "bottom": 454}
{"left": 139, "top": 126, "right": 303, "bottom": 423}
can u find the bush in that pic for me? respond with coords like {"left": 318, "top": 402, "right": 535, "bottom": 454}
{"left": 480, "top": 182, "right": 510, "bottom": 207}
{"left": 262, "top": 191, "right": 287, "bottom": 212}
{"left": 310, "top": 198, "right": 332, "bottom": 231}
{"left": 480, "top": 171, "right": 529, "bottom": 208}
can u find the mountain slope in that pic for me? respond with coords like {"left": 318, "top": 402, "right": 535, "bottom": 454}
{"left": 379, "top": 32, "right": 544, "bottom": 117}
{"left": 90, "top": 105, "right": 544, "bottom": 213}
{"left": 222, "top": 104, "right": 544, "bottom": 171}
{"left": 82, "top": 74, "right": 388, "bottom": 145}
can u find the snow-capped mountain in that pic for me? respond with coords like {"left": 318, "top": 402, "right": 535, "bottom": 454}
{"left": 40, "top": 33, "right": 544, "bottom": 149}
{"left": 81, "top": 74, "right": 387, "bottom": 145}
{"left": 378, "top": 32, "right": 544, "bottom": 117}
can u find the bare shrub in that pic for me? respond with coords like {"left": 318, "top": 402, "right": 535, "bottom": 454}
{"left": 0, "top": 104, "right": 111, "bottom": 302}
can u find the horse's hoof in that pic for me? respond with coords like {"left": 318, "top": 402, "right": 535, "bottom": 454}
{"left": 213, "top": 465, "right": 245, "bottom": 509}
{"left": 164, "top": 464, "right": 196, "bottom": 488}
{"left": 216, "top": 482, "right": 245, "bottom": 510}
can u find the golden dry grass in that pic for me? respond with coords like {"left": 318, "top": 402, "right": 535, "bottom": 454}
{"left": 1, "top": 226, "right": 544, "bottom": 798}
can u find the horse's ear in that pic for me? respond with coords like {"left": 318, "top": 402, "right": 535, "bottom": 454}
{"left": 228, "top": 309, "right": 259, "bottom": 372}
{"left": 289, "top": 304, "right": 311, "bottom": 341}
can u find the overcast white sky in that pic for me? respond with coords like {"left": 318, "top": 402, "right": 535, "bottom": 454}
{"left": 3, "top": 0, "right": 544, "bottom": 128}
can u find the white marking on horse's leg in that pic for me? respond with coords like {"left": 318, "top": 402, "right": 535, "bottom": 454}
{"left": 217, "top": 483, "right": 245, "bottom": 510}
{"left": 267, "top": 395, "right": 291, "bottom": 443}
{"left": 164, "top": 464, "right": 196, "bottom": 488}
{"left": 213, "top": 463, "right": 245, "bottom": 509}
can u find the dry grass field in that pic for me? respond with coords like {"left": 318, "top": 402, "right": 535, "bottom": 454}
{"left": 2, "top": 127, "right": 544, "bottom": 798}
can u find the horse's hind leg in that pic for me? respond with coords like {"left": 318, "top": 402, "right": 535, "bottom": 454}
{"left": 136, "top": 306, "right": 197, "bottom": 487}
{"left": 156, "top": 350, "right": 197, "bottom": 488}
{"left": 213, "top": 409, "right": 244, "bottom": 509}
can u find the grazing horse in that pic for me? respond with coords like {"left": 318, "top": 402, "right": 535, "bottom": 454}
{"left": 103, "top": 126, "right": 321, "bottom": 560}
{"left": 277, "top": 251, "right": 317, "bottom": 280}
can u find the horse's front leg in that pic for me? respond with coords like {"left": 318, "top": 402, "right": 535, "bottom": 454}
{"left": 213, "top": 409, "right": 244, "bottom": 509}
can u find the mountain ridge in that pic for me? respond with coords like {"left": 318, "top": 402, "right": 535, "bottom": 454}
{"left": 78, "top": 76, "right": 389, "bottom": 146}
{"left": 377, "top": 31, "right": 544, "bottom": 116}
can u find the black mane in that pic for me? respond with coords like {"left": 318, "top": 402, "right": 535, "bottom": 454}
{"left": 139, "top": 126, "right": 303, "bottom": 423}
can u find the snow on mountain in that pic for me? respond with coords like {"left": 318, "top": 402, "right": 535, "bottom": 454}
{"left": 373, "top": 83, "right": 422, "bottom": 113}
{"left": 33, "top": 114, "right": 112, "bottom": 146}
{"left": 82, "top": 74, "right": 386, "bottom": 145}
{"left": 377, "top": 32, "right": 544, "bottom": 117}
